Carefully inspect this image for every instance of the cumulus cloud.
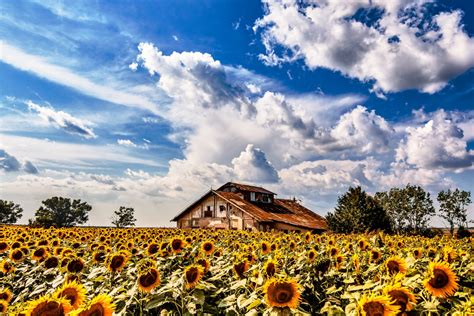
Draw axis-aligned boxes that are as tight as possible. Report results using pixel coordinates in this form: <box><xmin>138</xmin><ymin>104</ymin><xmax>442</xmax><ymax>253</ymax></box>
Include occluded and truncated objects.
<box><xmin>396</xmin><ymin>110</ymin><xmax>474</xmax><ymax>169</ymax></box>
<box><xmin>254</xmin><ymin>0</ymin><xmax>474</xmax><ymax>94</ymax></box>
<box><xmin>117</xmin><ymin>139</ymin><xmax>137</xmax><ymax>147</ymax></box>
<box><xmin>27</xmin><ymin>100</ymin><xmax>97</xmax><ymax>138</ymax></box>
<box><xmin>0</xmin><ymin>149</ymin><xmax>38</xmax><ymax>174</ymax></box>
<box><xmin>232</xmin><ymin>144</ymin><xmax>279</xmax><ymax>183</ymax></box>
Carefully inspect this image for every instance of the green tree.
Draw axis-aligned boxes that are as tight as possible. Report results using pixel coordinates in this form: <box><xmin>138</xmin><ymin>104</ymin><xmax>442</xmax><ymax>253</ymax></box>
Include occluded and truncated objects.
<box><xmin>326</xmin><ymin>186</ymin><xmax>392</xmax><ymax>233</ymax></box>
<box><xmin>30</xmin><ymin>197</ymin><xmax>91</xmax><ymax>228</ymax></box>
<box><xmin>0</xmin><ymin>200</ymin><xmax>23</xmax><ymax>224</ymax></box>
<box><xmin>375</xmin><ymin>188</ymin><xmax>408</xmax><ymax>234</ymax></box>
<box><xmin>111</xmin><ymin>206</ymin><xmax>136</xmax><ymax>228</ymax></box>
<box><xmin>437</xmin><ymin>189</ymin><xmax>471</xmax><ymax>235</ymax></box>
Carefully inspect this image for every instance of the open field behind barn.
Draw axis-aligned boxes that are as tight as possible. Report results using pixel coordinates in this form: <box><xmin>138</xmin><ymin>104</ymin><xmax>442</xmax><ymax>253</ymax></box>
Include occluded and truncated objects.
<box><xmin>0</xmin><ymin>226</ymin><xmax>472</xmax><ymax>315</ymax></box>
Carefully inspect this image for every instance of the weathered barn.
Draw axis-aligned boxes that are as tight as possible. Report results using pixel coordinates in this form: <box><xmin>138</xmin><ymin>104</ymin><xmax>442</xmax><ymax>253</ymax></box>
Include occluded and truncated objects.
<box><xmin>171</xmin><ymin>182</ymin><xmax>327</xmax><ymax>233</ymax></box>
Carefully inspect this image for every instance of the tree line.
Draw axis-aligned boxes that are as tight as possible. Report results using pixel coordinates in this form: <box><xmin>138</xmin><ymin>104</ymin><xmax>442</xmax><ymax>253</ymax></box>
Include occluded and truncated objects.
<box><xmin>0</xmin><ymin>197</ymin><xmax>136</xmax><ymax>228</ymax></box>
<box><xmin>326</xmin><ymin>185</ymin><xmax>471</xmax><ymax>237</ymax></box>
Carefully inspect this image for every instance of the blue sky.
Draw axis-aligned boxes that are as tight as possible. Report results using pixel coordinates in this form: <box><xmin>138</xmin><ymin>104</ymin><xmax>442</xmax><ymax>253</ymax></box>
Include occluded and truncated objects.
<box><xmin>1</xmin><ymin>0</ymin><xmax>473</xmax><ymax>226</ymax></box>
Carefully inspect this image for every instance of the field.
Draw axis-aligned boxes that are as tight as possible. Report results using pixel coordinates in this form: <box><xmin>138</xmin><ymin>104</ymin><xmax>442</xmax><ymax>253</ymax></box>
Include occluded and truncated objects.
<box><xmin>0</xmin><ymin>226</ymin><xmax>472</xmax><ymax>315</ymax></box>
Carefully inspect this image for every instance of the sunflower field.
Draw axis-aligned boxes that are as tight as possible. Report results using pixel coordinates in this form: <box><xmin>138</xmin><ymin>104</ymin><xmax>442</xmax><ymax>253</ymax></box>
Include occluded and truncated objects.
<box><xmin>0</xmin><ymin>226</ymin><xmax>472</xmax><ymax>315</ymax></box>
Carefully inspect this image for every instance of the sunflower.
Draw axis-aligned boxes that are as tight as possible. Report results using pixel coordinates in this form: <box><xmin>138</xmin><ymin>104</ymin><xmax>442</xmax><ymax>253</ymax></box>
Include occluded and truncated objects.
<box><xmin>264</xmin><ymin>259</ymin><xmax>277</xmax><ymax>277</ymax></box>
<box><xmin>423</xmin><ymin>261</ymin><xmax>458</xmax><ymax>298</ymax></box>
<box><xmin>335</xmin><ymin>255</ymin><xmax>344</xmax><ymax>270</ymax></box>
<box><xmin>92</xmin><ymin>251</ymin><xmax>106</xmax><ymax>264</ymax></box>
<box><xmin>138</xmin><ymin>268</ymin><xmax>160</xmax><ymax>293</ymax></box>
<box><xmin>196</xmin><ymin>258</ymin><xmax>210</xmax><ymax>273</ymax></box>
<box><xmin>385</xmin><ymin>256</ymin><xmax>407</xmax><ymax>275</ymax></box>
<box><xmin>147</xmin><ymin>243</ymin><xmax>159</xmax><ymax>256</ymax></box>
<box><xmin>184</xmin><ymin>264</ymin><xmax>204</xmax><ymax>289</ymax></box>
<box><xmin>0</xmin><ymin>241</ymin><xmax>8</xmax><ymax>253</ymax></box>
<box><xmin>263</xmin><ymin>277</ymin><xmax>300</xmax><ymax>309</ymax></box>
<box><xmin>54</xmin><ymin>281</ymin><xmax>87</xmax><ymax>310</ymax></box>
<box><xmin>0</xmin><ymin>288</ymin><xmax>12</xmax><ymax>303</ymax></box>
<box><xmin>32</xmin><ymin>246</ymin><xmax>48</xmax><ymax>261</ymax></box>
<box><xmin>170</xmin><ymin>237</ymin><xmax>186</xmax><ymax>253</ymax></box>
<box><xmin>106</xmin><ymin>251</ymin><xmax>129</xmax><ymax>273</ymax></box>
<box><xmin>307</xmin><ymin>249</ymin><xmax>317</xmax><ymax>261</ymax></box>
<box><xmin>25</xmin><ymin>295</ymin><xmax>72</xmax><ymax>316</ymax></box>
<box><xmin>412</xmin><ymin>248</ymin><xmax>422</xmax><ymax>259</ymax></box>
<box><xmin>0</xmin><ymin>260</ymin><xmax>14</xmax><ymax>274</ymax></box>
<box><xmin>329</xmin><ymin>246</ymin><xmax>339</xmax><ymax>258</ymax></box>
<box><xmin>233</xmin><ymin>260</ymin><xmax>249</xmax><ymax>279</ymax></box>
<box><xmin>44</xmin><ymin>256</ymin><xmax>60</xmax><ymax>269</ymax></box>
<box><xmin>370</xmin><ymin>249</ymin><xmax>382</xmax><ymax>263</ymax></box>
<box><xmin>0</xmin><ymin>300</ymin><xmax>8</xmax><ymax>314</ymax></box>
<box><xmin>383</xmin><ymin>285</ymin><xmax>416</xmax><ymax>315</ymax></box>
<box><xmin>10</xmin><ymin>248</ymin><xmax>25</xmax><ymax>262</ymax></box>
<box><xmin>67</xmin><ymin>257</ymin><xmax>85</xmax><ymax>274</ymax></box>
<box><xmin>357</xmin><ymin>293</ymin><xmax>399</xmax><ymax>316</ymax></box>
<box><xmin>358</xmin><ymin>239</ymin><xmax>370</xmax><ymax>251</ymax></box>
<box><xmin>69</xmin><ymin>294</ymin><xmax>115</xmax><ymax>316</ymax></box>
<box><xmin>261</xmin><ymin>241</ymin><xmax>271</xmax><ymax>255</ymax></box>
<box><xmin>201</xmin><ymin>241</ymin><xmax>215</xmax><ymax>255</ymax></box>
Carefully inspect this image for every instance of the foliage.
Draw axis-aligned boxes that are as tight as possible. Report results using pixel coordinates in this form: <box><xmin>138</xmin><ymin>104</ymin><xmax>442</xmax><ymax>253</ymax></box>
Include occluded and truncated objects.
<box><xmin>326</xmin><ymin>186</ymin><xmax>392</xmax><ymax>233</ymax></box>
<box><xmin>376</xmin><ymin>184</ymin><xmax>435</xmax><ymax>235</ymax></box>
<box><xmin>0</xmin><ymin>227</ymin><xmax>471</xmax><ymax>315</ymax></box>
<box><xmin>29</xmin><ymin>197</ymin><xmax>92</xmax><ymax>228</ymax></box>
<box><xmin>437</xmin><ymin>189</ymin><xmax>471</xmax><ymax>235</ymax></box>
<box><xmin>0</xmin><ymin>200</ymin><xmax>23</xmax><ymax>224</ymax></box>
<box><xmin>111</xmin><ymin>206</ymin><xmax>136</xmax><ymax>228</ymax></box>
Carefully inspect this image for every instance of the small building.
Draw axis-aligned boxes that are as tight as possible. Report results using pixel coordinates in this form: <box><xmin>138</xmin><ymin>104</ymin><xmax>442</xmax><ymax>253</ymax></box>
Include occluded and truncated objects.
<box><xmin>171</xmin><ymin>182</ymin><xmax>327</xmax><ymax>233</ymax></box>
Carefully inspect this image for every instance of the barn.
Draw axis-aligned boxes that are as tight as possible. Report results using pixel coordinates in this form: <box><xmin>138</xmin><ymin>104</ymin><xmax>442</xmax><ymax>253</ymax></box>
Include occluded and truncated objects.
<box><xmin>171</xmin><ymin>182</ymin><xmax>327</xmax><ymax>233</ymax></box>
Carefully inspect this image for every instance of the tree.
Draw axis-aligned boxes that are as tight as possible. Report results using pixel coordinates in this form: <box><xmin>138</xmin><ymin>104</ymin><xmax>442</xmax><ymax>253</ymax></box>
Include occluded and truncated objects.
<box><xmin>437</xmin><ymin>189</ymin><xmax>471</xmax><ymax>235</ymax></box>
<box><xmin>30</xmin><ymin>197</ymin><xmax>91</xmax><ymax>228</ymax></box>
<box><xmin>375</xmin><ymin>188</ymin><xmax>408</xmax><ymax>234</ymax></box>
<box><xmin>111</xmin><ymin>206</ymin><xmax>136</xmax><ymax>228</ymax></box>
<box><xmin>326</xmin><ymin>186</ymin><xmax>392</xmax><ymax>233</ymax></box>
<box><xmin>0</xmin><ymin>200</ymin><xmax>23</xmax><ymax>224</ymax></box>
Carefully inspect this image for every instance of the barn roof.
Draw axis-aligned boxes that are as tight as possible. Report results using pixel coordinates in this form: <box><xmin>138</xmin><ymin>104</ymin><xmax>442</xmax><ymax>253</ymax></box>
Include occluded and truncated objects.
<box><xmin>218</xmin><ymin>182</ymin><xmax>276</xmax><ymax>195</ymax></box>
<box><xmin>172</xmin><ymin>186</ymin><xmax>327</xmax><ymax>230</ymax></box>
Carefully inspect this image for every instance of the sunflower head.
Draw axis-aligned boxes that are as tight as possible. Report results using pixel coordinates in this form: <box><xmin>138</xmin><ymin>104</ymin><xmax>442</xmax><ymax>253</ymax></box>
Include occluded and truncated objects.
<box><xmin>184</xmin><ymin>264</ymin><xmax>204</xmax><ymax>289</ymax></box>
<box><xmin>54</xmin><ymin>281</ymin><xmax>87</xmax><ymax>310</ymax></box>
<box><xmin>423</xmin><ymin>261</ymin><xmax>458</xmax><ymax>298</ymax></box>
<box><xmin>264</xmin><ymin>259</ymin><xmax>277</xmax><ymax>277</ymax></box>
<box><xmin>0</xmin><ymin>288</ymin><xmax>12</xmax><ymax>303</ymax></box>
<box><xmin>0</xmin><ymin>241</ymin><xmax>8</xmax><ymax>253</ymax></box>
<box><xmin>357</xmin><ymin>293</ymin><xmax>400</xmax><ymax>316</ymax></box>
<box><xmin>26</xmin><ymin>295</ymin><xmax>72</xmax><ymax>316</ymax></box>
<box><xmin>138</xmin><ymin>268</ymin><xmax>160</xmax><ymax>293</ymax></box>
<box><xmin>196</xmin><ymin>258</ymin><xmax>210</xmax><ymax>273</ymax></box>
<box><xmin>263</xmin><ymin>277</ymin><xmax>301</xmax><ymax>309</ymax></box>
<box><xmin>233</xmin><ymin>259</ymin><xmax>249</xmax><ymax>279</ymax></box>
<box><xmin>67</xmin><ymin>257</ymin><xmax>85</xmax><ymax>274</ymax></box>
<box><xmin>383</xmin><ymin>285</ymin><xmax>416</xmax><ymax>314</ymax></box>
<box><xmin>385</xmin><ymin>256</ymin><xmax>407</xmax><ymax>276</ymax></box>
<box><xmin>44</xmin><ymin>256</ymin><xmax>60</xmax><ymax>269</ymax></box>
<box><xmin>0</xmin><ymin>260</ymin><xmax>14</xmax><ymax>274</ymax></box>
<box><xmin>10</xmin><ymin>248</ymin><xmax>25</xmax><ymax>262</ymax></box>
<box><xmin>170</xmin><ymin>237</ymin><xmax>186</xmax><ymax>253</ymax></box>
<box><xmin>69</xmin><ymin>293</ymin><xmax>115</xmax><ymax>316</ymax></box>
<box><xmin>107</xmin><ymin>251</ymin><xmax>129</xmax><ymax>273</ymax></box>
<box><xmin>201</xmin><ymin>241</ymin><xmax>215</xmax><ymax>255</ymax></box>
<box><xmin>261</xmin><ymin>241</ymin><xmax>271</xmax><ymax>254</ymax></box>
<box><xmin>370</xmin><ymin>249</ymin><xmax>382</xmax><ymax>263</ymax></box>
<box><xmin>412</xmin><ymin>248</ymin><xmax>422</xmax><ymax>259</ymax></box>
<box><xmin>0</xmin><ymin>300</ymin><xmax>8</xmax><ymax>314</ymax></box>
<box><xmin>307</xmin><ymin>249</ymin><xmax>317</xmax><ymax>261</ymax></box>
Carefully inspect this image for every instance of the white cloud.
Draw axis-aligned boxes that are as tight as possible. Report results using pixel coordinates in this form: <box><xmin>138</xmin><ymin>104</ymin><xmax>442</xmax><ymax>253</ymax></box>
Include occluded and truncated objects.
<box><xmin>172</xmin><ymin>35</ymin><xmax>179</xmax><ymax>41</ymax></box>
<box><xmin>0</xmin><ymin>41</ymin><xmax>158</xmax><ymax>112</ymax></box>
<box><xmin>0</xmin><ymin>149</ymin><xmax>38</xmax><ymax>174</ymax></box>
<box><xmin>396</xmin><ymin>110</ymin><xmax>474</xmax><ymax>170</ymax></box>
<box><xmin>254</xmin><ymin>0</ymin><xmax>474</xmax><ymax>94</ymax></box>
<box><xmin>232</xmin><ymin>144</ymin><xmax>279</xmax><ymax>183</ymax></box>
<box><xmin>27</xmin><ymin>100</ymin><xmax>97</xmax><ymax>138</ymax></box>
<box><xmin>117</xmin><ymin>139</ymin><xmax>137</xmax><ymax>147</ymax></box>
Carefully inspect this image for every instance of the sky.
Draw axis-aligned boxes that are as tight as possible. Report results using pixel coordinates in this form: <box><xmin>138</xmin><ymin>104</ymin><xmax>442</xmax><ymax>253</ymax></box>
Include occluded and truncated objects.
<box><xmin>1</xmin><ymin>0</ymin><xmax>473</xmax><ymax>227</ymax></box>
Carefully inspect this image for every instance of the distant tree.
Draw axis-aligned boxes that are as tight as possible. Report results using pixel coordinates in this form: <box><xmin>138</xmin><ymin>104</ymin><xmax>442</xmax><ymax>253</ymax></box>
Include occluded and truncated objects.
<box><xmin>375</xmin><ymin>188</ymin><xmax>407</xmax><ymax>234</ymax></box>
<box><xmin>326</xmin><ymin>186</ymin><xmax>392</xmax><ymax>233</ymax></box>
<box><xmin>437</xmin><ymin>189</ymin><xmax>471</xmax><ymax>235</ymax></box>
<box><xmin>0</xmin><ymin>200</ymin><xmax>23</xmax><ymax>224</ymax></box>
<box><xmin>111</xmin><ymin>206</ymin><xmax>136</xmax><ymax>228</ymax></box>
<box><xmin>402</xmin><ymin>184</ymin><xmax>435</xmax><ymax>235</ymax></box>
<box><xmin>30</xmin><ymin>197</ymin><xmax>91</xmax><ymax>228</ymax></box>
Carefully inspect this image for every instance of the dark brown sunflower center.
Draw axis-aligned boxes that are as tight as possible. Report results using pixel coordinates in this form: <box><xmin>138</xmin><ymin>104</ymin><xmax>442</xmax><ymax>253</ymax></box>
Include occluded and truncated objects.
<box><xmin>34</xmin><ymin>248</ymin><xmax>45</xmax><ymax>257</ymax></box>
<box><xmin>12</xmin><ymin>250</ymin><xmax>23</xmax><ymax>260</ymax></box>
<box><xmin>81</xmin><ymin>303</ymin><xmax>105</xmax><ymax>316</ymax></box>
<box><xmin>0</xmin><ymin>303</ymin><xmax>5</xmax><ymax>312</ymax></box>
<box><xmin>262</xmin><ymin>244</ymin><xmax>268</xmax><ymax>251</ymax></box>
<box><xmin>171</xmin><ymin>240</ymin><xmax>183</xmax><ymax>250</ymax></box>
<box><xmin>363</xmin><ymin>301</ymin><xmax>385</xmax><ymax>316</ymax></box>
<box><xmin>186</xmin><ymin>267</ymin><xmax>199</xmax><ymax>283</ymax></box>
<box><xmin>309</xmin><ymin>252</ymin><xmax>315</xmax><ymax>260</ymax></box>
<box><xmin>331</xmin><ymin>249</ymin><xmax>337</xmax><ymax>256</ymax></box>
<box><xmin>388</xmin><ymin>290</ymin><xmax>409</xmax><ymax>312</ymax></box>
<box><xmin>31</xmin><ymin>301</ymin><xmax>64</xmax><ymax>316</ymax></box>
<box><xmin>139</xmin><ymin>269</ymin><xmax>159</xmax><ymax>287</ymax></box>
<box><xmin>234</xmin><ymin>262</ymin><xmax>247</xmax><ymax>277</ymax></box>
<box><xmin>148</xmin><ymin>244</ymin><xmax>158</xmax><ymax>254</ymax></box>
<box><xmin>0</xmin><ymin>242</ymin><xmax>7</xmax><ymax>251</ymax></box>
<box><xmin>266</xmin><ymin>263</ymin><xmax>276</xmax><ymax>276</ymax></box>
<box><xmin>45</xmin><ymin>257</ymin><xmax>59</xmax><ymax>269</ymax></box>
<box><xmin>387</xmin><ymin>260</ymin><xmax>400</xmax><ymax>274</ymax></box>
<box><xmin>429</xmin><ymin>269</ymin><xmax>449</xmax><ymax>288</ymax></box>
<box><xmin>110</xmin><ymin>256</ymin><xmax>125</xmax><ymax>270</ymax></box>
<box><xmin>68</xmin><ymin>259</ymin><xmax>84</xmax><ymax>273</ymax></box>
<box><xmin>204</xmin><ymin>243</ymin><xmax>212</xmax><ymax>251</ymax></box>
<box><xmin>94</xmin><ymin>252</ymin><xmax>105</xmax><ymax>263</ymax></box>
<box><xmin>61</xmin><ymin>288</ymin><xmax>78</xmax><ymax>306</ymax></box>
<box><xmin>271</xmin><ymin>284</ymin><xmax>294</xmax><ymax>304</ymax></box>
<box><xmin>0</xmin><ymin>293</ymin><xmax>8</xmax><ymax>300</ymax></box>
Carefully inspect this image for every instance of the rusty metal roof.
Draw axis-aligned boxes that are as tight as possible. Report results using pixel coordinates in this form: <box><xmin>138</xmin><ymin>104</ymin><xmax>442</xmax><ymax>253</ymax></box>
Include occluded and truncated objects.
<box><xmin>218</xmin><ymin>182</ymin><xmax>276</xmax><ymax>195</ymax></box>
